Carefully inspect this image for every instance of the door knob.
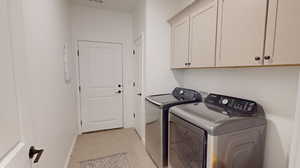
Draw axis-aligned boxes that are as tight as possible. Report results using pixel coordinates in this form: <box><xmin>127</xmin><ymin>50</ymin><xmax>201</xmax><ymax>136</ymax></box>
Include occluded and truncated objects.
<box><xmin>254</xmin><ymin>57</ymin><xmax>261</xmax><ymax>61</ymax></box>
<box><xmin>29</xmin><ymin>146</ymin><xmax>44</xmax><ymax>163</ymax></box>
<box><xmin>116</xmin><ymin>90</ymin><xmax>122</xmax><ymax>94</ymax></box>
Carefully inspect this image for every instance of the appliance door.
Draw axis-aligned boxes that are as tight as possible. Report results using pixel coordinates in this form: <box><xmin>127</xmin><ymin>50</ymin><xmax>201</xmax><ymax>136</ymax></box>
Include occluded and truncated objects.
<box><xmin>169</xmin><ymin>114</ymin><xmax>207</xmax><ymax>168</ymax></box>
<box><xmin>145</xmin><ymin>99</ymin><xmax>164</xmax><ymax>167</ymax></box>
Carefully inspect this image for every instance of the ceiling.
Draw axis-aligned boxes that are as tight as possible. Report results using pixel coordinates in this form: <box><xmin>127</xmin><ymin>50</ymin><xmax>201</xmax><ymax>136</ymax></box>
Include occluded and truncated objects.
<box><xmin>72</xmin><ymin>0</ymin><xmax>139</xmax><ymax>13</ymax></box>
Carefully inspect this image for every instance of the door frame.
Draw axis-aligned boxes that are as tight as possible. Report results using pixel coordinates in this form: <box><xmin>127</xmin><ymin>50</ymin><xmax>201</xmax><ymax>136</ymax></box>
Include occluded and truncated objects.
<box><xmin>75</xmin><ymin>40</ymin><xmax>125</xmax><ymax>134</ymax></box>
<box><xmin>133</xmin><ymin>33</ymin><xmax>146</xmax><ymax>142</ymax></box>
<box><xmin>289</xmin><ymin>72</ymin><xmax>300</xmax><ymax>168</ymax></box>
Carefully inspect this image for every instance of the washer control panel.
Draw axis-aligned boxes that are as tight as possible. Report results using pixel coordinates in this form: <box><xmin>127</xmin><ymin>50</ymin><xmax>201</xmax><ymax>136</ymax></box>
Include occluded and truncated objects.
<box><xmin>205</xmin><ymin>94</ymin><xmax>258</xmax><ymax>116</ymax></box>
<box><xmin>172</xmin><ymin>87</ymin><xmax>202</xmax><ymax>102</ymax></box>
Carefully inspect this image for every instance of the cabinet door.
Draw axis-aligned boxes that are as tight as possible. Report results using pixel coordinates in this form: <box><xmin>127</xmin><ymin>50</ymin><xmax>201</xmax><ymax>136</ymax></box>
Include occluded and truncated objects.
<box><xmin>264</xmin><ymin>0</ymin><xmax>300</xmax><ymax>65</ymax></box>
<box><xmin>216</xmin><ymin>0</ymin><xmax>268</xmax><ymax>67</ymax></box>
<box><xmin>189</xmin><ymin>3</ymin><xmax>217</xmax><ymax>68</ymax></box>
<box><xmin>171</xmin><ymin>17</ymin><xmax>190</xmax><ymax>68</ymax></box>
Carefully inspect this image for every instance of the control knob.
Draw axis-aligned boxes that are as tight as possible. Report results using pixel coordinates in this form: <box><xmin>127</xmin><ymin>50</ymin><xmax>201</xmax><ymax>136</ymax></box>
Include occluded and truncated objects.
<box><xmin>222</xmin><ymin>99</ymin><xmax>229</xmax><ymax>105</ymax></box>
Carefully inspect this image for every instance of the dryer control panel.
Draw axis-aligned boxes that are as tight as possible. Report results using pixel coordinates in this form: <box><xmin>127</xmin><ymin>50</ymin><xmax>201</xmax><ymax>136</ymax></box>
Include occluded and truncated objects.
<box><xmin>205</xmin><ymin>94</ymin><xmax>258</xmax><ymax>116</ymax></box>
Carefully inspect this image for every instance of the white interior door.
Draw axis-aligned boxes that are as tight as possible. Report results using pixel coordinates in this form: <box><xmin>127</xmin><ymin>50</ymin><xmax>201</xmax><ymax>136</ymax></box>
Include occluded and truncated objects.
<box><xmin>79</xmin><ymin>41</ymin><xmax>124</xmax><ymax>133</ymax></box>
<box><xmin>133</xmin><ymin>37</ymin><xmax>144</xmax><ymax>139</ymax></box>
<box><xmin>0</xmin><ymin>0</ymin><xmax>34</xmax><ymax>167</ymax></box>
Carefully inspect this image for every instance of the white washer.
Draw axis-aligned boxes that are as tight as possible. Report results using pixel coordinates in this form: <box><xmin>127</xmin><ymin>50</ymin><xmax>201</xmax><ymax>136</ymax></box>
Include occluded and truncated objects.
<box><xmin>169</xmin><ymin>93</ymin><xmax>266</xmax><ymax>168</ymax></box>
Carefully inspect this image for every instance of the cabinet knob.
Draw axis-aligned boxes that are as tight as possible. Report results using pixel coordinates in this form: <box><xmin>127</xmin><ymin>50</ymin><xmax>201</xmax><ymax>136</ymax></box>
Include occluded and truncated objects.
<box><xmin>185</xmin><ymin>63</ymin><xmax>188</xmax><ymax>66</ymax></box>
<box><xmin>264</xmin><ymin>56</ymin><xmax>271</xmax><ymax>60</ymax></box>
<box><xmin>254</xmin><ymin>57</ymin><xmax>261</xmax><ymax>61</ymax></box>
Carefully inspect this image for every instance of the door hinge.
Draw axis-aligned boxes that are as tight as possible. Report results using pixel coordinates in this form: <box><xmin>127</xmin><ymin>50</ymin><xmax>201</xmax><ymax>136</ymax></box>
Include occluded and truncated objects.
<box><xmin>77</xmin><ymin>50</ymin><xmax>79</xmax><ymax>57</ymax></box>
<box><xmin>133</xmin><ymin>113</ymin><xmax>136</xmax><ymax>118</ymax></box>
<box><xmin>80</xmin><ymin>120</ymin><xmax>83</xmax><ymax>127</ymax></box>
<box><xmin>79</xmin><ymin>86</ymin><xmax>81</xmax><ymax>92</ymax></box>
<box><xmin>133</xmin><ymin>50</ymin><xmax>136</xmax><ymax>55</ymax></box>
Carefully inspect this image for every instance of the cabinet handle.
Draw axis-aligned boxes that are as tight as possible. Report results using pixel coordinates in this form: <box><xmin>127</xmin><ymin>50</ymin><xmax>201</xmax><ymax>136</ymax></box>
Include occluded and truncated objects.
<box><xmin>254</xmin><ymin>57</ymin><xmax>261</xmax><ymax>61</ymax></box>
<box><xmin>264</xmin><ymin>56</ymin><xmax>271</xmax><ymax>60</ymax></box>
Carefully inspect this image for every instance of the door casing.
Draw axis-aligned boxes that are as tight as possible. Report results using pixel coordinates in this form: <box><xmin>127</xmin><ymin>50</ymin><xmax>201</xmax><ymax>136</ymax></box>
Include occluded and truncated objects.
<box><xmin>133</xmin><ymin>33</ymin><xmax>145</xmax><ymax>142</ymax></box>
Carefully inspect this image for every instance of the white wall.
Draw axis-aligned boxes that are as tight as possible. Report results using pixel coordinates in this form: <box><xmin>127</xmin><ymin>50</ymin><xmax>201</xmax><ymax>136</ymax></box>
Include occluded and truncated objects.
<box><xmin>133</xmin><ymin>0</ymin><xmax>145</xmax><ymax>40</ymax></box>
<box><xmin>289</xmin><ymin>72</ymin><xmax>300</xmax><ymax>168</ymax></box>
<box><xmin>132</xmin><ymin>0</ymin><xmax>189</xmax><ymax>140</ymax></box>
<box><xmin>144</xmin><ymin>0</ymin><xmax>186</xmax><ymax>96</ymax></box>
<box><xmin>71</xmin><ymin>4</ymin><xmax>134</xmax><ymax>128</ymax></box>
<box><xmin>21</xmin><ymin>0</ymin><xmax>78</xmax><ymax>167</ymax></box>
<box><xmin>183</xmin><ymin>67</ymin><xmax>300</xmax><ymax>168</ymax></box>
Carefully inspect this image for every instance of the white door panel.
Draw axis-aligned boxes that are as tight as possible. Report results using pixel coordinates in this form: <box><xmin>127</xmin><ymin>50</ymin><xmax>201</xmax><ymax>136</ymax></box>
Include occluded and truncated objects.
<box><xmin>0</xmin><ymin>0</ymin><xmax>21</xmax><ymax>157</ymax></box>
<box><xmin>171</xmin><ymin>17</ymin><xmax>190</xmax><ymax>68</ymax></box>
<box><xmin>190</xmin><ymin>3</ymin><xmax>217</xmax><ymax>68</ymax></box>
<box><xmin>217</xmin><ymin>0</ymin><xmax>268</xmax><ymax>66</ymax></box>
<box><xmin>79</xmin><ymin>41</ymin><xmax>124</xmax><ymax>132</ymax></box>
<box><xmin>266</xmin><ymin>0</ymin><xmax>300</xmax><ymax>65</ymax></box>
<box><xmin>0</xmin><ymin>0</ymin><xmax>32</xmax><ymax>167</ymax></box>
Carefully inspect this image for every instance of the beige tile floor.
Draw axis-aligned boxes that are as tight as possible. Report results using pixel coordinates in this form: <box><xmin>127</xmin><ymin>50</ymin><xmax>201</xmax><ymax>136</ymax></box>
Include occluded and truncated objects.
<box><xmin>68</xmin><ymin>128</ymin><xmax>156</xmax><ymax>168</ymax></box>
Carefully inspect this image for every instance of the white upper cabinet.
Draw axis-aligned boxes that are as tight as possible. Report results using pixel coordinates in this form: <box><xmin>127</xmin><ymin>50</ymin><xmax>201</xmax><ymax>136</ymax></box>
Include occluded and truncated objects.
<box><xmin>216</xmin><ymin>0</ymin><xmax>268</xmax><ymax>67</ymax></box>
<box><xmin>264</xmin><ymin>0</ymin><xmax>300</xmax><ymax>65</ymax></box>
<box><xmin>170</xmin><ymin>0</ymin><xmax>300</xmax><ymax>69</ymax></box>
<box><xmin>189</xmin><ymin>2</ymin><xmax>217</xmax><ymax>68</ymax></box>
<box><xmin>171</xmin><ymin>16</ymin><xmax>190</xmax><ymax>68</ymax></box>
<box><xmin>170</xmin><ymin>0</ymin><xmax>218</xmax><ymax>69</ymax></box>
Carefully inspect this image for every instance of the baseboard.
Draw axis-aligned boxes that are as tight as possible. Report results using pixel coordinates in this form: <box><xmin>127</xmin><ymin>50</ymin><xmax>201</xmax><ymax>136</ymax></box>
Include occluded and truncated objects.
<box><xmin>64</xmin><ymin>134</ymin><xmax>77</xmax><ymax>168</ymax></box>
<box><xmin>133</xmin><ymin>128</ymin><xmax>146</xmax><ymax>145</ymax></box>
